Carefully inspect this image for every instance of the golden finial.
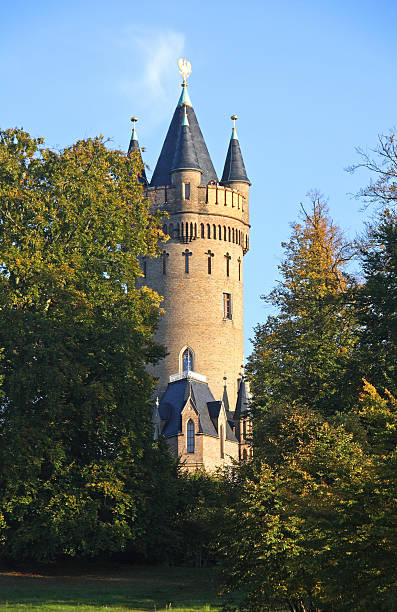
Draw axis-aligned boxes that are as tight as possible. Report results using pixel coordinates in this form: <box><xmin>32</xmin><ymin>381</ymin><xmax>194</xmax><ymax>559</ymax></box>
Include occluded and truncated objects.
<box><xmin>131</xmin><ymin>117</ymin><xmax>138</xmax><ymax>124</ymax></box>
<box><xmin>231</xmin><ymin>115</ymin><xmax>238</xmax><ymax>128</ymax></box>
<box><xmin>178</xmin><ymin>58</ymin><xmax>192</xmax><ymax>85</ymax></box>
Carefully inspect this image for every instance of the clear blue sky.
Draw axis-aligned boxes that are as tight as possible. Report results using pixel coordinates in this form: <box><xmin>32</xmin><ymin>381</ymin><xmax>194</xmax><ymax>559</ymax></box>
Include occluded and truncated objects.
<box><xmin>2</xmin><ymin>0</ymin><xmax>396</xmax><ymax>355</ymax></box>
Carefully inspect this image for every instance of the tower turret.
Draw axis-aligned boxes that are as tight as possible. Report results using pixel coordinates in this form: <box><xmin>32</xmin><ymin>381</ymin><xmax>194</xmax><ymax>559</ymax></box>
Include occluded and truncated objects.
<box><xmin>127</xmin><ymin>117</ymin><xmax>148</xmax><ymax>185</ymax></box>
<box><xmin>221</xmin><ymin>116</ymin><xmax>250</xmax><ymax>223</ymax></box>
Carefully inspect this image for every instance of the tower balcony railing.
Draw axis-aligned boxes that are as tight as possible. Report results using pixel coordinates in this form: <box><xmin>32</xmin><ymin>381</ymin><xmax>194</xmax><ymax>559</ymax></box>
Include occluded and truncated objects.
<box><xmin>169</xmin><ymin>371</ymin><xmax>207</xmax><ymax>383</ymax></box>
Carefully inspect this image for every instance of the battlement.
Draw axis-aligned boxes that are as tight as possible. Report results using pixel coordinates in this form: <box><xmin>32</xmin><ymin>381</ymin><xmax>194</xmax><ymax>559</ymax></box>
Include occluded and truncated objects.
<box><xmin>146</xmin><ymin>183</ymin><xmax>248</xmax><ymax>224</ymax></box>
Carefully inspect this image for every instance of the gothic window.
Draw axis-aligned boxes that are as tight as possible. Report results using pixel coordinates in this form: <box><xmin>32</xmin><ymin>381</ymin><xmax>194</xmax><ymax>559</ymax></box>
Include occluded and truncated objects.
<box><xmin>182</xmin><ymin>249</ymin><xmax>192</xmax><ymax>273</ymax></box>
<box><xmin>182</xmin><ymin>347</ymin><xmax>194</xmax><ymax>372</ymax></box>
<box><xmin>187</xmin><ymin>419</ymin><xmax>195</xmax><ymax>453</ymax></box>
<box><xmin>223</xmin><ymin>292</ymin><xmax>232</xmax><ymax>319</ymax></box>
<box><xmin>220</xmin><ymin>424</ymin><xmax>224</xmax><ymax>458</ymax></box>
<box><xmin>201</xmin><ymin>223</ymin><xmax>205</xmax><ymax>238</ymax></box>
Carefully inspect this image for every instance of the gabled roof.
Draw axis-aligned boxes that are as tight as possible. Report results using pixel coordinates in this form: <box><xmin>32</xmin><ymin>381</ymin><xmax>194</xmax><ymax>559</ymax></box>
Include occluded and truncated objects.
<box><xmin>158</xmin><ymin>377</ymin><xmax>237</xmax><ymax>442</ymax></box>
<box><xmin>150</xmin><ymin>86</ymin><xmax>218</xmax><ymax>187</ymax></box>
<box><xmin>127</xmin><ymin>123</ymin><xmax>148</xmax><ymax>185</ymax></box>
<box><xmin>220</xmin><ymin>126</ymin><xmax>250</xmax><ymax>185</ymax></box>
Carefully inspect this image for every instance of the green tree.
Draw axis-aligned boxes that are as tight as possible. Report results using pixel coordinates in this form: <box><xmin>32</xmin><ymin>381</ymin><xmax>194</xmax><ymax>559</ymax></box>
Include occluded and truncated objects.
<box><xmin>354</xmin><ymin>208</ymin><xmax>397</xmax><ymax>396</ymax></box>
<box><xmin>248</xmin><ymin>195</ymin><xmax>357</xmax><ymax>443</ymax></box>
<box><xmin>0</xmin><ymin>128</ymin><xmax>174</xmax><ymax>560</ymax></box>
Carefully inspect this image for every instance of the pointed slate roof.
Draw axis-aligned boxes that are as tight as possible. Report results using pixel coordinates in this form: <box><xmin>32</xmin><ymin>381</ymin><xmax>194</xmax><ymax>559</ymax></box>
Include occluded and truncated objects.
<box><xmin>234</xmin><ymin>377</ymin><xmax>250</xmax><ymax>419</ymax></box>
<box><xmin>127</xmin><ymin>120</ymin><xmax>148</xmax><ymax>185</ymax></box>
<box><xmin>220</xmin><ymin>124</ymin><xmax>250</xmax><ymax>185</ymax></box>
<box><xmin>150</xmin><ymin>85</ymin><xmax>218</xmax><ymax>187</ymax></box>
<box><xmin>171</xmin><ymin>106</ymin><xmax>201</xmax><ymax>173</ymax></box>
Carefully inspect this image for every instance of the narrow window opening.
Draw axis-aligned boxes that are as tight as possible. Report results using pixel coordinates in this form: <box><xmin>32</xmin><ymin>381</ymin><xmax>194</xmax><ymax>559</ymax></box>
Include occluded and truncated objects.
<box><xmin>187</xmin><ymin>419</ymin><xmax>195</xmax><ymax>453</ymax></box>
<box><xmin>223</xmin><ymin>226</ymin><xmax>227</xmax><ymax>241</ymax></box>
<box><xmin>223</xmin><ymin>292</ymin><xmax>232</xmax><ymax>319</ymax></box>
<box><xmin>162</xmin><ymin>251</ymin><xmax>169</xmax><ymax>275</ymax></box>
<box><xmin>206</xmin><ymin>249</ymin><xmax>214</xmax><ymax>274</ymax></box>
<box><xmin>213</xmin><ymin>224</ymin><xmax>216</xmax><ymax>239</ymax></box>
<box><xmin>225</xmin><ymin>252</ymin><xmax>231</xmax><ymax>277</ymax></box>
<box><xmin>218</xmin><ymin>225</ymin><xmax>222</xmax><ymax>240</ymax></box>
<box><xmin>207</xmin><ymin>224</ymin><xmax>211</xmax><ymax>238</ymax></box>
<box><xmin>201</xmin><ymin>223</ymin><xmax>205</xmax><ymax>238</ymax></box>
<box><xmin>220</xmin><ymin>424</ymin><xmax>224</xmax><ymax>458</ymax></box>
<box><xmin>228</xmin><ymin>227</ymin><xmax>231</xmax><ymax>242</ymax></box>
<box><xmin>182</xmin><ymin>249</ymin><xmax>192</xmax><ymax>274</ymax></box>
<box><xmin>242</xmin><ymin>448</ymin><xmax>247</xmax><ymax>461</ymax></box>
<box><xmin>184</xmin><ymin>182</ymin><xmax>191</xmax><ymax>200</ymax></box>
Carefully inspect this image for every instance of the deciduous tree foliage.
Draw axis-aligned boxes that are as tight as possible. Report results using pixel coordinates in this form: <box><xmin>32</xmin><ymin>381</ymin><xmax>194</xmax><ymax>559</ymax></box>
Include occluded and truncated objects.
<box><xmin>0</xmin><ymin>128</ymin><xmax>174</xmax><ymax>560</ymax></box>
<box><xmin>248</xmin><ymin>195</ymin><xmax>357</xmax><ymax>438</ymax></box>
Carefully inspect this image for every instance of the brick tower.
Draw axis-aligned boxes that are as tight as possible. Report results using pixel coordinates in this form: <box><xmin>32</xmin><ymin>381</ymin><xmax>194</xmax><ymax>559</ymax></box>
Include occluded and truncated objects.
<box><xmin>134</xmin><ymin>60</ymin><xmax>251</xmax><ymax>470</ymax></box>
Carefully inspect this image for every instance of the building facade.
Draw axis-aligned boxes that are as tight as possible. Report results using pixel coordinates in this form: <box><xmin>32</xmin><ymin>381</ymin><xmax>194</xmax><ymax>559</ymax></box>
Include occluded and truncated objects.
<box><xmin>132</xmin><ymin>64</ymin><xmax>251</xmax><ymax>470</ymax></box>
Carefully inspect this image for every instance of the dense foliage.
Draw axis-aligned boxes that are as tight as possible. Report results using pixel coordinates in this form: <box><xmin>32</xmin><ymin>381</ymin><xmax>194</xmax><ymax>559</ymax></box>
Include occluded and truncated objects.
<box><xmin>221</xmin><ymin>137</ymin><xmax>397</xmax><ymax>611</ymax></box>
<box><xmin>0</xmin><ymin>129</ymin><xmax>176</xmax><ymax>560</ymax></box>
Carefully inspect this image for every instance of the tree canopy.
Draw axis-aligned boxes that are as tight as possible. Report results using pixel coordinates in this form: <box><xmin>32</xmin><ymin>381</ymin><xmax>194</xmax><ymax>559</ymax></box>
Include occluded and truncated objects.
<box><xmin>0</xmin><ymin>128</ymin><xmax>174</xmax><ymax>560</ymax></box>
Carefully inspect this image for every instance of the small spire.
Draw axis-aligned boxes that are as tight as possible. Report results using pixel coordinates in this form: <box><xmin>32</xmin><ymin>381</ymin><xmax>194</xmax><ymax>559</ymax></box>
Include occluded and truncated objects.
<box><xmin>220</xmin><ymin>115</ymin><xmax>250</xmax><ymax>185</ymax></box>
<box><xmin>181</xmin><ymin>105</ymin><xmax>189</xmax><ymax>126</ymax></box>
<box><xmin>127</xmin><ymin>117</ymin><xmax>148</xmax><ymax>185</ymax></box>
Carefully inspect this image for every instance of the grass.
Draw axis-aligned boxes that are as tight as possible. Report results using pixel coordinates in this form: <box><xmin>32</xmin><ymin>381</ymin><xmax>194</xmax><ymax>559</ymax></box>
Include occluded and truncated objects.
<box><xmin>0</xmin><ymin>563</ymin><xmax>225</xmax><ymax>611</ymax></box>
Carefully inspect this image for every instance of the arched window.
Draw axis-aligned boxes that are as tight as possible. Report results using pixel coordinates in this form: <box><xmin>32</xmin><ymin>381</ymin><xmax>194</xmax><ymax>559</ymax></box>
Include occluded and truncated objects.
<box><xmin>223</xmin><ymin>226</ymin><xmax>227</xmax><ymax>241</ymax></box>
<box><xmin>186</xmin><ymin>222</ymin><xmax>189</xmax><ymax>239</ymax></box>
<box><xmin>201</xmin><ymin>223</ymin><xmax>205</xmax><ymax>238</ymax></box>
<box><xmin>213</xmin><ymin>224</ymin><xmax>216</xmax><ymax>239</ymax></box>
<box><xmin>232</xmin><ymin>228</ymin><xmax>235</xmax><ymax>243</ymax></box>
<box><xmin>228</xmin><ymin>227</ymin><xmax>231</xmax><ymax>242</ymax></box>
<box><xmin>187</xmin><ymin>419</ymin><xmax>195</xmax><ymax>453</ymax></box>
<box><xmin>182</xmin><ymin>347</ymin><xmax>194</xmax><ymax>372</ymax></box>
<box><xmin>218</xmin><ymin>225</ymin><xmax>222</xmax><ymax>239</ymax></box>
<box><xmin>194</xmin><ymin>223</ymin><xmax>197</xmax><ymax>238</ymax></box>
<box><xmin>220</xmin><ymin>424</ymin><xmax>224</xmax><ymax>458</ymax></box>
<box><xmin>190</xmin><ymin>222</ymin><xmax>194</xmax><ymax>239</ymax></box>
<box><xmin>207</xmin><ymin>223</ymin><xmax>211</xmax><ymax>238</ymax></box>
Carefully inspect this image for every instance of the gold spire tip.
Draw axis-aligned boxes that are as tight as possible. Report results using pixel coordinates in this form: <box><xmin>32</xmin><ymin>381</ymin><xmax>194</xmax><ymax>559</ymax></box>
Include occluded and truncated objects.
<box><xmin>131</xmin><ymin>117</ymin><xmax>138</xmax><ymax>123</ymax></box>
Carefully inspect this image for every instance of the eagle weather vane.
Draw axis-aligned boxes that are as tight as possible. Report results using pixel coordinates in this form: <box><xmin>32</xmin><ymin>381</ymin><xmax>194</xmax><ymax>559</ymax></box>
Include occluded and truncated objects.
<box><xmin>178</xmin><ymin>58</ymin><xmax>192</xmax><ymax>84</ymax></box>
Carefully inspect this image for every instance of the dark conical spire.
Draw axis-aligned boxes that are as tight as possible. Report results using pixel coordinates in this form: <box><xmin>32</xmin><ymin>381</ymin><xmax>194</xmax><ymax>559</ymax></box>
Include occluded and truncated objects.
<box><xmin>221</xmin><ymin>116</ymin><xmax>250</xmax><ymax>185</ymax></box>
<box><xmin>234</xmin><ymin>376</ymin><xmax>250</xmax><ymax>419</ymax></box>
<box><xmin>150</xmin><ymin>83</ymin><xmax>218</xmax><ymax>186</ymax></box>
<box><xmin>222</xmin><ymin>379</ymin><xmax>230</xmax><ymax>412</ymax></box>
<box><xmin>171</xmin><ymin>106</ymin><xmax>201</xmax><ymax>173</ymax></box>
<box><xmin>127</xmin><ymin>117</ymin><xmax>148</xmax><ymax>185</ymax></box>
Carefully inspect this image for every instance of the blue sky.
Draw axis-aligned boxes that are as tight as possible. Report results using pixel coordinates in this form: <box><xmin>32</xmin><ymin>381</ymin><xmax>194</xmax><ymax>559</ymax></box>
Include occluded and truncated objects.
<box><xmin>2</xmin><ymin>0</ymin><xmax>396</xmax><ymax>355</ymax></box>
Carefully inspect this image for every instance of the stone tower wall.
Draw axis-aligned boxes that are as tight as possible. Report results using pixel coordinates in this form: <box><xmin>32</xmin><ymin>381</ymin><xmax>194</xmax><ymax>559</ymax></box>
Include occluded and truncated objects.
<box><xmin>141</xmin><ymin>171</ymin><xmax>250</xmax><ymax>409</ymax></box>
